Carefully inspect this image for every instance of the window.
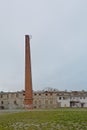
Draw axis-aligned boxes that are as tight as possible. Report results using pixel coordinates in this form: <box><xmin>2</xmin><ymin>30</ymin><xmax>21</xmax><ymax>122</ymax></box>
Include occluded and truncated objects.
<box><xmin>11</xmin><ymin>94</ymin><xmax>14</xmax><ymax>98</ymax></box>
<box><xmin>23</xmin><ymin>93</ymin><xmax>25</xmax><ymax>96</ymax></box>
<box><xmin>39</xmin><ymin>100</ymin><xmax>41</xmax><ymax>105</ymax></box>
<box><xmin>34</xmin><ymin>100</ymin><xmax>37</xmax><ymax>105</ymax></box>
<box><xmin>70</xmin><ymin>96</ymin><xmax>72</xmax><ymax>99</ymax></box>
<box><xmin>1</xmin><ymin>95</ymin><xmax>3</xmax><ymax>98</ymax></box>
<box><xmin>1</xmin><ymin>101</ymin><xmax>3</xmax><ymax>104</ymax></box>
<box><xmin>34</xmin><ymin>106</ymin><xmax>37</xmax><ymax>108</ymax></box>
<box><xmin>16</xmin><ymin>93</ymin><xmax>19</xmax><ymax>98</ymax></box>
<box><xmin>83</xmin><ymin>97</ymin><xmax>85</xmax><ymax>99</ymax></box>
<box><xmin>59</xmin><ymin>97</ymin><xmax>61</xmax><ymax>100</ymax></box>
<box><xmin>7</xmin><ymin>94</ymin><xmax>9</xmax><ymax>98</ymax></box>
<box><xmin>50</xmin><ymin>93</ymin><xmax>52</xmax><ymax>96</ymax></box>
<box><xmin>14</xmin><ymin>100</ymin><xmax>17</xmax><ymax>105</ymax></box>
<box><xmin>45</xmin><ymin>93</ymin><xmax>48</xmax><ymax>96</ymax></box>
<box><xmin>50</xmin><ymin>100</ymin><xmax>53</xmax><ymax>104</ymax></box>
<box><xmin>45</xmin><ymin>100</ymin><xmax>48</xmax><ymax>104</ymax></box>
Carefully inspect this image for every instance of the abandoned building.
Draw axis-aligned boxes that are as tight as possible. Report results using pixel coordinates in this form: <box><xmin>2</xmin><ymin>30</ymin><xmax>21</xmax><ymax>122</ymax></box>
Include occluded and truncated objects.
<box><xmin>0</xmin><ymin>35</ymin><xmax>87</xmax><ymax>109</ymax></box>
<box><xmin>0</xmin><ymin>89</ymin><xmax>87</xmax><ymax>109</ymax></box>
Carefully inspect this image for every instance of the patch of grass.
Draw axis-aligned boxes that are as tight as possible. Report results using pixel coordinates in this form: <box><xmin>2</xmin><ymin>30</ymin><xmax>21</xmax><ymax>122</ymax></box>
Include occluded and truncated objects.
<box><xmin>0</xmin><ymin>108</ymin><xmax>87</xmax><ymax>130</ymax></box>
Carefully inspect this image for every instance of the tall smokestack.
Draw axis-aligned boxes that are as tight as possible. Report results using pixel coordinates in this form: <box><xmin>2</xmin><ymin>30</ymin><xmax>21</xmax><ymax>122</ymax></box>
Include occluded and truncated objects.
<box><xmin>24</xmin><ymin>35</ymin><xmax>33</xmax><ymax>109</ymax></box>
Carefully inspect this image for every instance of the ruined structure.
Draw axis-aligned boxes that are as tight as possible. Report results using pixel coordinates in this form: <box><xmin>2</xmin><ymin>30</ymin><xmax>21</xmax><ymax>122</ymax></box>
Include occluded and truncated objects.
<box><xmin>0</xmin><ymin>36</ymin><xmax>87</xmax><ymax>109</ymax></box>
<box><xmin>0</xmin><ymin>90</ymin><xmax>87</xmax><ymax>109</ymax></box>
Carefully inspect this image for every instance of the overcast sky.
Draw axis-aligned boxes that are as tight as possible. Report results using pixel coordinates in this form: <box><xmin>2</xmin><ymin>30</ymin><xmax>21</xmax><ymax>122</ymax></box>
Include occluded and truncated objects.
<box><xmin>0</xmin><ymin>0</ymin><xmax>87</xmax><ymax>92</ymax></box>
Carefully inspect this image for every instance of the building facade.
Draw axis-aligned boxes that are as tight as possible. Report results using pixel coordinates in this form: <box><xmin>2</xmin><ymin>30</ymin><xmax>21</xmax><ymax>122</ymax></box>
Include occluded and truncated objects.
<box><xmin>0</xmin><ymin>90</ymin><xmax>87</xmax><ymax>109</ymax></box>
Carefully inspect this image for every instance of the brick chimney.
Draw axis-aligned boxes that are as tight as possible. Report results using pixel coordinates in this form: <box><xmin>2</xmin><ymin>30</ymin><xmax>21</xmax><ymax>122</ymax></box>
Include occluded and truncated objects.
<box><xmin>24</xmin><ymin>35</ymin><xmax>33</xmax><ymax>109</ymax></box>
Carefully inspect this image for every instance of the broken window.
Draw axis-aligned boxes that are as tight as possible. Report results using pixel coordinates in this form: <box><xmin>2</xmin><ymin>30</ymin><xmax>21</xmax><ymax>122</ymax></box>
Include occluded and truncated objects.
<box><xmin>59</xmin><ymin>97</ymin><xmax>61</xmax><ymax>100</ymax></box>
